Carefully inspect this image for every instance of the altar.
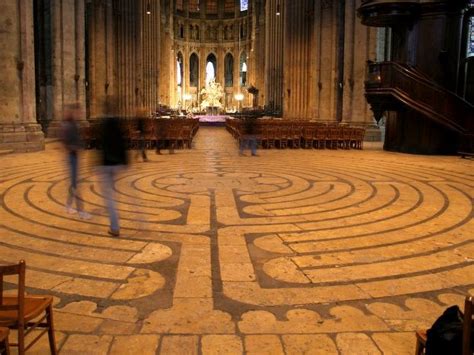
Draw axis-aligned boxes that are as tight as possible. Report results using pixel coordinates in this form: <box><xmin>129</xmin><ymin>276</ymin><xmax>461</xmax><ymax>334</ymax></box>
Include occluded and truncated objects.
<box><xmin>194</xmin><ymin>115</ymin><xmax>230</xmax><ymax>124</ymax></box>
<box><xmin>206</xmin><ymin>106</ymin><xmax>219</xmax><ymax>115</ymax></box>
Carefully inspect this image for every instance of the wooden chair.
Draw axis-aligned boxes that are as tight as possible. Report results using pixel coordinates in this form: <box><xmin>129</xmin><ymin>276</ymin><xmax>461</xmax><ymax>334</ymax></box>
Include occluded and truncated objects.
<box><xmin>0</xmin><ymin>261</ymin><xmax>57</xmax><ymax>355</ymax></box>
<box><xmin>266</xmin><ymin>126</ymin><xmax>277</xmax><ymax>149</ymax></box>
<box><xmin>167</xmin><ymin>125</ymin><xmax>181</xmax><ymax>150</ymax></box>
<box><xmin>181</xmin><ymin>125</ymin><xmax>193</xmax><ymax>149</ymax></box>
<box><xmin>327</xmin><ymin>127</ymin><xmax>341</xmax><ymax>149</ymax></box>
<box><xmin>80</xmin><ymin>126</ymin><xmax>92</xmax><ymax>150</ymax></box>
<box><xmin>278</xmin><ymin>125</ymin><xmax>290</xmax><ymax>149</ymax></box>
<box><xmin>302</xmin><ymin>127</ymin><xmax>316</xmax><ymax>149</ymax></box>
<box><xmin>314</xmin><ymin>126</ymin><xmax>328</xmax><ymax>149</ymax></box>
<box><xmin>143</xmin><ymin>119</ymin><xmax>156</xmax><ymax>148</ymax></box>
<box><xmin>290</xmin><ymin>125</ymin><xmax>302</xmax><ymax>148</ymax></box>
<box><xmin>341</xmin><ymin>126</ymin><xmax>352</xmax><ymax>149</ymax></box>
<box><xmin>0</xmin><ymin>327</ymin><xmax>10</xmax><ymax>355</ymax></box>
<box><xmin>415</xmin><ymin>296</ymin><xmax>473</xmax><ymax>355</ymax></box>
<box><xmin>351</xmin><ymin>128</ymin><xmax>365</xmax><ymax>150</ymax></box>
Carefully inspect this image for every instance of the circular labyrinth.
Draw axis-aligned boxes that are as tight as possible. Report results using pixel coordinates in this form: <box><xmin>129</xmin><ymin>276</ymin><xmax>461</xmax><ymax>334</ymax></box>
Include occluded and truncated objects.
<box><xmin>199</xmin><ymin>152</ymin><xmax>472</xmax><ymax>306</ymax></box>
<box><xmin>0</xmin><ymin>133</ymin><xmax>473</xmax><ymax>351</ymax></box>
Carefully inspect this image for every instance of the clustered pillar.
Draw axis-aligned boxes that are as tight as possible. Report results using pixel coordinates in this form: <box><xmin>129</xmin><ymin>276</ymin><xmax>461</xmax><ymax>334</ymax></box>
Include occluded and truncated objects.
<box><xmin>0</xmin><ymin>0</ymin><xmax>44</xmax><ymax>152</ymax></box>
<box><xmin>283</xmin><ymin>0</ymin><xmax>315</xmax><ymax>119</ymax></box>
<box><xmin>47</xmin><ymin>0</ymin><xmax>87</xmax><ymax>137</ymax></box>
<box><xmin>87</xmin><ymin>0</ymin><xmax>161</xmax><ymax>119</ymax></box>
<box><xmin>265</xmin><ymin>0</ymin><xmax>379</xmax><ymax>134</ymax></box>
<box><xmin>264</xmin><ymin>0</ymin><xmax>284</xmax><ymax>113</ymax></box>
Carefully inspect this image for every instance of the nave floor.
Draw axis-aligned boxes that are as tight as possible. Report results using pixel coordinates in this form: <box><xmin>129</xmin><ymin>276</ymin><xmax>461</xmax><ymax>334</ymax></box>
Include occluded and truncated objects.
<box><xmin>0</xmin><ymin>127</ymin><xmax>473</xmax><ymax>354</ymax></box>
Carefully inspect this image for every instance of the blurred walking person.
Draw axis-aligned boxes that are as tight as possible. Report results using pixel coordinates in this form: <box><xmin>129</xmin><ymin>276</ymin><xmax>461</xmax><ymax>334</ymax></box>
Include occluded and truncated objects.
<box><xmin>61</xmin><ymin>103</ymin><xmax>90</xmax><ymax>219</ymax></box>
<box><xmin>239</xmin><ymin>116</ymin><xmax>258</xmax><ymax>156</ymax></box>
<box><xmin>135</xmin><ymin>108</ymin><xmax>148</xmax><ymax>162</ymax></box>
<box><xmin>99</xmin><ymin>115</ymin><xmax>128</xmax><ymax>237</ymax></box>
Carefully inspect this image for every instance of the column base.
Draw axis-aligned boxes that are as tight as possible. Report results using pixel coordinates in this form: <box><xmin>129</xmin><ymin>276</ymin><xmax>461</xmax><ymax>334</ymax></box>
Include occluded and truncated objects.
<box><xmin>45</xmin><ymin>121</ymin><xmax>63</xmax><ymax>138</ymax></box>
<box><xmin>46</xmin><ymin>120</ymin><xmax>89</xmax><ymax>138</ymax></box>
<box><xmin>0</xmin><ymin>123</ymin><xmax>45</xmax><ymax>152</ymax></box>
<box><xmin>364</xmin><ymin>126</ymin><xmax>382</xmax><ymax>142</ymax></box>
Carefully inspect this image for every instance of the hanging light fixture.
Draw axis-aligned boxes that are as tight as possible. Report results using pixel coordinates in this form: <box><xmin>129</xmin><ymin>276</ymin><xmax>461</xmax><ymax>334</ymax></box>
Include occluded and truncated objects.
<box><xmin>146</xmin><ymin>1</ymin><xmax>151</xmax><ymax>15</ymax></box>
<box><xmin>276</xmin><ymin>1</ymin><xmax>281</xmax><ymax>16</ymax></box>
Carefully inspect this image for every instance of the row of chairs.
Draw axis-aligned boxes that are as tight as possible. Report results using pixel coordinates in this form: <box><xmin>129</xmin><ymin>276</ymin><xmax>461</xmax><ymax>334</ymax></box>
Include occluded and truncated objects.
<box><xmin>226</xmin><ymin>119</ymin><xmax>366</xmax><ymax>150</ymax></box>
<box><xmin>81</xmin><ymin>118</ymin><xmax>200</xmax><ymax>150</ymax></box>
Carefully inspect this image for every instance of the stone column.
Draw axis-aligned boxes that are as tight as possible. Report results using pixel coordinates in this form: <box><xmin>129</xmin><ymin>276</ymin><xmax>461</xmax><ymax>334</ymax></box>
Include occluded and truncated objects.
<box><xmin>318</xmin><ymin>2</ymin><xmax>337</xmax><ymax>122</ymax></box>
<box><xmin>264</xmin><ymin>0</ymin><xmax>284</xmax><ymax>114</ymax></box>
<box><xmin>283</xmin><ymin>0</ymin><xmax>315</xmax><ymax>119</ymax></box>
<box><xmin>249</xmin><ymin>0</ymin><xmax>265</xmax><ymax>108</ymax></box>
<box><xmin>87</xmin><ymin>0</ymin><xmax>115</xmax><ymax>120</ymax></box>
<box><xmin>47</xmin><ymin>0</ymin><xmax>87</xmax><ymax>137</ymax></box>
<box><xmin>0</xmin><ymin>0</ymin><xmax>45</xmax><ymax>152</ymax></box>
<box><xmin>344</xmin><ymin>0</ymin><xmax>380</xmax><ymax>140</ymax></box>
<box><xmin>159</xmin><ymin>1</ymin><xmax>173</xmax><ymax>106</ymax></box>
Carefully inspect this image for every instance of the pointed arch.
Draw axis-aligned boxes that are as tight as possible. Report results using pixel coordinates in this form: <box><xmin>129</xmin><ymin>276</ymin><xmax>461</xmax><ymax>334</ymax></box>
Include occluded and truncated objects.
<box><xmin>240</xmin><ymin>51</ymin><xmax>247</xmax><ymax>86</ymax></box>
<box><xmin>224</xmin><ymin>53</ymin><xmax>234</xmax><ymax>87</ymax></box>
<box><xmin>206</xmin><ymin>53</ymin><xmax>217</xmax><ymax>86</ymax></box>
<box><xmin>189</xmin><ymin>53</ymin><xmax>199</xmax><ymax>87</ymax></box>
<box><xmin>177</xmin><ymin>52</ymin><xmax>184</xmax><ymax>86</ymax></box>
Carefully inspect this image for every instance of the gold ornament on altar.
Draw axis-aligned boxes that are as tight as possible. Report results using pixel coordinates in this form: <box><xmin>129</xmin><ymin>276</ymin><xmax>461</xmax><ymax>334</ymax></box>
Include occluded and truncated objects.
<box><xmin>200</xmin><ymin>79</ymin><xmax>224</xmax><ymax>111</ymax></box>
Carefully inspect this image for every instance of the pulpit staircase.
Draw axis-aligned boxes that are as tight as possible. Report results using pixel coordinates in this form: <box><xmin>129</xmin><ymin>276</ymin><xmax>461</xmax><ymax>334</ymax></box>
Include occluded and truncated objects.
<box><xmin>365</xmin><ymin>61</ymin><xmax>474</xmax><ymax>157</ymax></box>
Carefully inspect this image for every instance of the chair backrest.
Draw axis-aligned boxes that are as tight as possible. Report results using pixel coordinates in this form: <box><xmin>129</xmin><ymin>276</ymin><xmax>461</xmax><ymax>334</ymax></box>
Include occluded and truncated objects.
<box><xmin>343</xmin><ymin>127</ymin><xmax>353</xmax><ymax>139</ymax></box>
<box><xmin>463</xmin><ymin>296</ymin><xmax>473</xmax><ymax>355</ymax></box>
<box><xmin>0</xmin><ymin>260</ymin><xmax>25</xmax><ymax>325</ymax></box>
<box><xmin>315</xmin><ymin>127</ymin><xmax>328</xmax><ymax>139</ymax></box>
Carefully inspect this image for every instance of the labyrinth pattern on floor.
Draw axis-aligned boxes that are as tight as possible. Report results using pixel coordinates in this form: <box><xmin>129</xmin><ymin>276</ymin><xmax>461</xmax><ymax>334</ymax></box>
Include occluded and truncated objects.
<box><xmin>0</xmin><ymin>128</ymin><xmax>473</xmax><ymax>354</ymax></box>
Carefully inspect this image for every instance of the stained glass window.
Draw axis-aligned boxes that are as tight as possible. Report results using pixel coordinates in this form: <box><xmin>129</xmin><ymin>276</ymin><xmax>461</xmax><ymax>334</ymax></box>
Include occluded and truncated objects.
<box><xmin>240</xmin><ymin>0</ymin><xmax>248</xmax><ymax>12</ymax></box>
<box><xmin>468</xmin><ymin>16</ymin><xmax>474</xmax><ymax>58</ymax></box>
<box><xmin>177</xmin><ymin>53</ymin><xmax>183</xmax><ymax>86</ymax></box>
<box><xmin>206</xmin><ymin>54</ymin><xmax>217</xmax><ymax>86</ymax></box>
<box><xmin>240</xmin><ymin>52</ymin><xmax>247</xmax><ymax>86</ymax></box>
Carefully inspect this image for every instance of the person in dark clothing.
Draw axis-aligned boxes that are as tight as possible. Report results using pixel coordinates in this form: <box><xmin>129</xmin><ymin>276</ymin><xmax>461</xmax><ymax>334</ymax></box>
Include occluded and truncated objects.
<box><xmin>99</xmin><ymin>116</ymin><xmax>128</xmax><ymax>236</ymax></box>
<box><xmin>135</xmin><ymin>109</ymin><xmax>148</xmax><ymax>162</ymax></box>
<box><xmin>239</xmin><ymin>116</ymin><xmax>258</xmax><ymax>156</ymax></box>
<box><xmin>61</xmin><ymin>103</ymin><xmax>90</xmax><ymax>219</ymax></box>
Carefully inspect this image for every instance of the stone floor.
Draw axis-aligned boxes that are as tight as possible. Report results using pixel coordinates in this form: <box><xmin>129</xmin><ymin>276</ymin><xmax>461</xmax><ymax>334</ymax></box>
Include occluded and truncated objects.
<box><xmin>0</xmin><ymin>127</ymin><xmax>473</xmax><ymax>354</ymax></box>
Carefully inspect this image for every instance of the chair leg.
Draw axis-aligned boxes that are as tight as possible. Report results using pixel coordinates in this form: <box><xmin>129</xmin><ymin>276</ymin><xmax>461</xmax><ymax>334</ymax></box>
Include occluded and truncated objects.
<box><xmin>18</xmin><ymin>326</ymin><xmax>25</xmax><ymax>355</ymax></box>
<box><xmin>46</xmin><ymin>305</ymin><xmax>58</xmax><ymax>355</ymax></box>
<box><xmin>1</xmin><ymin>337</ymin><xmax>10</xmax><ymax>355</ymax></box>
<box><xmin>415</xmin><ymin>339</ymin><xmax>424</xmax><ymax>355</ymax></box>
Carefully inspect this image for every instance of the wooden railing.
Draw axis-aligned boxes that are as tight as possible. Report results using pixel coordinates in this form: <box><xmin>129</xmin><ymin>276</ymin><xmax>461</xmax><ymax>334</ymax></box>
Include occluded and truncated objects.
<box><xmin>360</xmin><ymin>0</ymin><xmax>418</xmax><ymax>4</ymax></box>
<box><xmin>357</xmin><ymin>1</ymin><xmax>420</xmax><ymax>27</ymax></box>
<box><xmin>365</xmin><ymin>61</ymin><xmax>474</xmax><ymax>134</ymax></box>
